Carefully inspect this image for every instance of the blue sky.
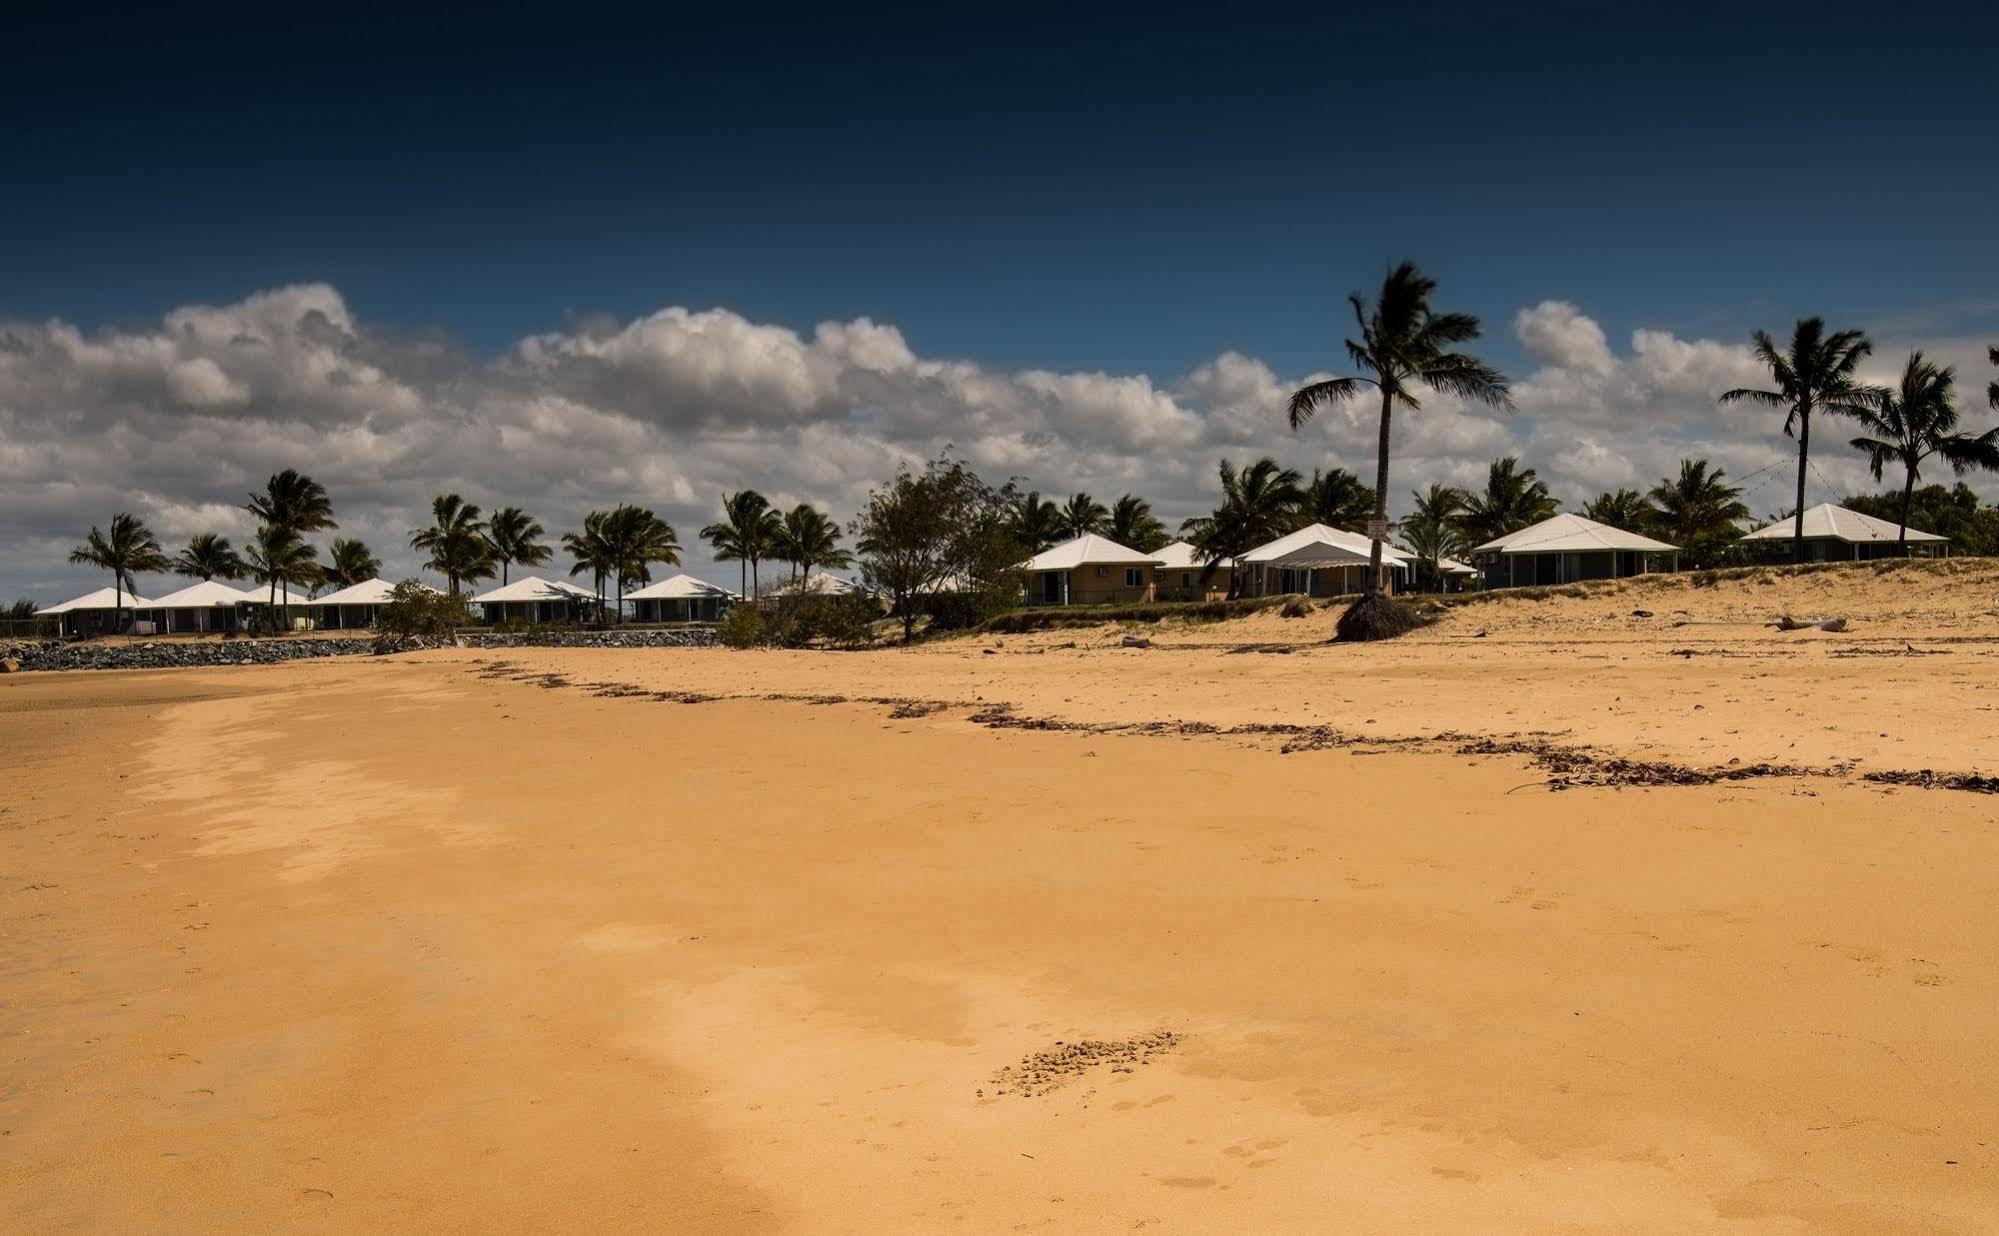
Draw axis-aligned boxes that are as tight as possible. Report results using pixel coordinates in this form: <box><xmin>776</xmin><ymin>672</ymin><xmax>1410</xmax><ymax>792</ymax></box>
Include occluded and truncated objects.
<box><xmin>4</xmin><ymin>2</ymin><xmax>1997</xmax><ymax>598</ymax></box>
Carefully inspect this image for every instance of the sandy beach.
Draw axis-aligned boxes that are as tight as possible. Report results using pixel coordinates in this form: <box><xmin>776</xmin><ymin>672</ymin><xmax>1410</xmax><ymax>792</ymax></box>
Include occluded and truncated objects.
<box><xmin>5</xmin><ymin>566</ymin><xmax>1999</xmax><ymax>1232</ymax></box>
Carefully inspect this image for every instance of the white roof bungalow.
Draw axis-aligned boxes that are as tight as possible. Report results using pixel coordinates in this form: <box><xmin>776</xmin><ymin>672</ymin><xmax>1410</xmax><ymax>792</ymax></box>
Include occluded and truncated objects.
<box><xmin>1471</xmin><ymin>513</ymin><xmax>1679</xmax><ymax>588</ymax></box>
<box><xmin>38</xmin><ymin>586</ymin><xmax>159</xmax><ymax>638</ymax></box>
<box><xmin>1739</xmin><ymin>503</ymin><xmax>1948</xmax><ymax>561</ymax></box>
<box><xmin>1241</xmin><ymin>523</ymin><xmax>1409</xmax><ymax>598</ymax></box>
<box><xmin>148</xmin><ymin>579</ymin><xmax>259</xmax><ymax>634</ymax></box>
<box><xmin>624</xmin><ymin>573</ymin><xmax>737</xmax><ymax>623</ymax></box>
<box><xmin>472</xmin><ymin>575</ymin><xmax>601</xmax><ymax>625</ymax></box>
<box><xmin>1020</xmin><ymin>534</ymin><xmax>1162</xmax><ymax>606</ymax></box>
<box><xmin>306</xmin><ymin>577</ymin><xmax>428</xmax><ymax>629</ymax></box>
<box><xmin>1152</xmin><ymin>539</ymin><xmax>1232</xmax><ymax>601</ymax></box>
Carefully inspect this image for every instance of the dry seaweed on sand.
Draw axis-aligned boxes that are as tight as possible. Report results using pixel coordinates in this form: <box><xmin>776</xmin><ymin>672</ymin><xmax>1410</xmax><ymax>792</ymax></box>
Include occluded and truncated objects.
<box><xmin>983</xmin><ymin>1030</ymin><xmax>1182</xmax><ymax>1099</ymax></box>
<box><xmin>1333</xmin><ymin>594</ymin><xmax>1434</xmax><ymax>643</ymax></box>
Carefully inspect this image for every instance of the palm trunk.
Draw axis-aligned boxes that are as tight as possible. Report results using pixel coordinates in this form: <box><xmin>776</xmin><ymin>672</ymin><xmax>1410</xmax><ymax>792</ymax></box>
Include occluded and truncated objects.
<box><xmin>1367</xmin><ymin>387</ymin><xmax>1394</xmax><ymax>596</ymax></box>
<box><xmin>1898</xmin><ymin>465</ymin><xmax>1916</xmax><ymax>554</ymax></box>
<box><xmin>115</xmin><ymin>574</ymin><xmax>124</xmax><ymax>633</ymax></box>
<box><xmin>1792</xmin><ymin>405</ymin><xmax>1810</xmax><ymax>564</ymax></box>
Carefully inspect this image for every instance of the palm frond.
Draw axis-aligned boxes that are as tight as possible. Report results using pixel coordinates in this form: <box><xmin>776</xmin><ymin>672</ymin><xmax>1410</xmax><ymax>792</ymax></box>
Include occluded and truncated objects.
<box><xmin>1287</xmin><ymin>377</ymin><xmax>1364</xmax><ymax>429</ymax></box>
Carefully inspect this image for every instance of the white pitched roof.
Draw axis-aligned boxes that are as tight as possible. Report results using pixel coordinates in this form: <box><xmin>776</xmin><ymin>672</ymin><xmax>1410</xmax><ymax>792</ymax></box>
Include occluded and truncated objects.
<box><xmin>38</xmin><ymin>586</ymin><xmax>156</xmax><ymax>614</ymax></box>
<box><xmin>1473</xmin><ymin>513</ymin><xmax>1679</xmax><ymax>555</ymax></box>
<box><xmin>1440</xmin><ymin>556</ymin><xmax>1478</xmax><ymax>575</ymax></box>
<box><xmin>1739</xmin><ymin>502</ymin><xmax>1946</xmax><ymax>544</ymax></box>
<box><xmin>1243</xmin><ymin>523</ymin><xmax>1410</xmax><ymax>568</ymax></box>
<box><xmin>149</xmin><ymin>580</ymin><xmax>259</xmax><ymax>609</ymax></box>
<box><xmin>311</xmin><ymin>577</ymin><xmax>428</xmax><ymax>606</ymax></box>
<box><xmin>472</xmin><ymin>575</ymin><xmax>601</xmax><ymax>604</ymax></box>
<box><xmin>624</xmin><ymin>573</ymin><xmax>739</xmax><ymax>601</ymax></box>
<box><xmin>1151</xmin><ymin>540</ymin><xmax>1226</xmax><ymax>570</ymax></box>
<box><xmin>1019</xmin><ymin>533</ymin><xmax>1161</xmax><ymax>571</ymax></box>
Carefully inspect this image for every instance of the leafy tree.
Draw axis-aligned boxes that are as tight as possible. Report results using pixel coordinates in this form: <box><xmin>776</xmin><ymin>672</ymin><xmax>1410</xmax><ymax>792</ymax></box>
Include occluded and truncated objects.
<box><xmin>486</xmin><ymin>506</ymin><xmax>552</xmax><ymax>585</ymax></box>
<box><xmin>1452</xmin><ymin>457</ymin><xmax>1557</xmax><ymax>546</ymax></box>
<box><xmin>172</xmin><ymin>533</ymin><xmax>247</xmax><ymax>581</ymax></box>
<box><xmin>244</xmin><ymin>469</ymin><xmax>335</xmax><ymax>621</ymax></box>
<box><xmin>1056</xmin><ymin>492</ymin><xmax>1110</xmax><ymax>539</ymax></box>
<box><xmin>377</xmin><ymin>580</ymin><xmax>475</xmax><ymax>641</ymax></box>
<box><xmin>775</xmin><ymin>504</ymin><xmax>852</xmax><ymax>582</ymax></box>
<box><xmin>1647</xmin><ymin>458</ymin><xmax>1750</xmax><ymax>568</ymax></box>
<box><xmin>1178</xmin><ymin>457</ymin><xmax>1303</xmax><ymax>598</ymax></box>
<box><xmin>1300</xmin><ymin>467</ymin><xmax>1375</xmax><ymax>531</ymax></box>
<box><xmin>1844</xmin><ymin>482</ymin><xmax>1999</xmax><ymax>556</ymax></box>
<box><xmin>1108</xmin><ymin>493</ymin><xmax>1169</xmax><ymax>552</ymax></box>
<box><xmin>410</xmin><ymin>493</ymin><xmax>493</xmax><ymax>594</ymax></box>
<box><xmin>1581</xmin><ymin>488</ymin><xmax>1656</xmax><ymax>531</ymax></box>
<box><xmin>854</xmin><ymin>453</ymin><xmax>1020</xmax><ymax>640</ymax></box>
<box><xmin>1846</xmin><ymin>351</ymin><xmax>1999</xmax><ymax>550</ymax></box>
<box><xmin>326</xmin><ymin>538</ymin><xmax>382</xmax><ymax>587</ymax></box>
<box><xmin>1398</xmin><ymin>483</ymin><xmax>1466</xmax><ymax>592</ymax></box>
<box><xmin>1288</xmin><ymin>262</ymin><xmax>1511</xmax><ymax>608</ymax></box>
<box><xmin>1007</xmin><ymin>491</ymin><xmax>1063</xmax><ymax>553</ymax></box>
<box><xmin>1989</xmin><ymin>345</ymin><xmax>1998</xmax><ymax>411</ymax></box>
<box><xmin>1719</xmin><ymin>318</ymin><xmax>1874</xmax><ymax>562</ymax></box>
<box><xmin>69</xmin><ymin>513</ymin><xmax>169</xmax><ymax>617</ymax></box>
<box><xmin>702</xmin><ymin>490</ymin><xmax>781</xmax><ymax>597</ymax></box>
<box><xmin>5</xmin><ymin>599</ymin><xmax>37</xmax><ymax>620</ymax></box>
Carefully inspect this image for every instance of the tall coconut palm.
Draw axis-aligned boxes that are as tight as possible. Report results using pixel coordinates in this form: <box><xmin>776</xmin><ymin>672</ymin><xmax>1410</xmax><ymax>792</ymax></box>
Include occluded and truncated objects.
<box><xmin>1108</xmin><ymin>494</ymin><xmax>1169</xmax><ymax>552</ymax></box>
<box><xmin>1177</xmin><ymin>457</ymin><xmax>1303</xmax><ymax>598</ymax></box>
<box><xmin>171</xmin><ymin>532</ymin><xmax>247</xmax><ymax>581</ymax></box>
<box><xmin>602</xmin><ymin>504</ymin><xmax>682</xmax><ymax>620</ymax></box>
<box><xmin>1056</xmin><ymin>492</ymin><xmax>1110</xmax><ymax>540</ymax></box>
<box><xmin>1581</xmin><ymin>488</ymin><xmax>1656</xmax><ymax>532</ymax></box>
<box><xmin>486</xmin><ymin>506</ymin><xmax>553</xmax><ymax>585</ymax></box>
<box><xmin>1719</xmin><ymin>318</ymin><xmax>1874</xmax><ymax>563</ymax></box>
<box><xmin>69</xmin><ymin>513</ymin><xmax>169</xmax><ymax>620</ymax></box>
<box><xmin>410</xmin><ymin>493</ymin><xmax>491</xmax><ymax>594</ymax></box>
<box><xmin>244</xmin><ymin>469</ymin><xmax>335</xmax><ymax>619</ymax></box>
<box><xmin>1846</xmin><ymin>351</ymin><xmax>1999</xmax><ymax>550</ymax></box>
<box><xmin>1300</xmin><ymin>467</ymin><xmax>1376</xmax><ymax>531</ymax></box>
<box><xmin>1008</xmin><ymin>492</ymin><xmax>1063</xmax><ymax>554</ymax></box>
<box><xmin>1452</xmin><ymin>457</ymin><xmax>1557</xmax><ymax>547</ymax></box>
<box><xmin>775</xmin><ymin>504</ymin><xmax>852</xmax><ymax>582</ymax></box>
<box><xmin>1647</xmin><ymin>459</ymin><xmax>1750</xmax><ymax>568</ymax></box>
<box><xmin>326</xmin><ymin>538</ymin><xmax>382</xmax><ymax>587</ymax></box>
<box><xmin>1398</xmin><ymin>483</ymin><xmax>1466</xmax><ymax>592</ymax></box>
<box><xmin>562</xmin><ymin>511</ymin><xmax>617</xmax><ymax>622</ymax></box>
<box><xmin>1989</xmin><ymin>345</ymin><xmax>1997</xmax><ymax>411</ymax></box>
<box><xmin>701</xmin><ymin>490</ymin><xmax>780</xmax><ymax>597</ymax></box>
<box><xmin>1289</xmin><ymin>262</ymin><xmax>1512</xmax><ymax>615</ymax></box>
<box><xmin>245</xmin><ymin>524</ymin><xmax>322</xmax><ymax>626</ymax></box>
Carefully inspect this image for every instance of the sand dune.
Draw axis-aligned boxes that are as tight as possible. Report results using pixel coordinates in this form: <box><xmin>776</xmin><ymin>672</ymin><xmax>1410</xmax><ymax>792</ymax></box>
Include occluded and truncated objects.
<box><xmin>4</xmin><ymin>570</ymin><xmax>1997</xmax><ymax>1231</ymax></box>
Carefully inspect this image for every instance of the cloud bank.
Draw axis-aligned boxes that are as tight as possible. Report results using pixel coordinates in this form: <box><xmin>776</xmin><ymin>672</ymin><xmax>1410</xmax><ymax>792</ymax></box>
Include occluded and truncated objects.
<box><xmin>1</xmin><ymin>284</ymin><xmax>1950</xmax><ymax>600</ymax></box>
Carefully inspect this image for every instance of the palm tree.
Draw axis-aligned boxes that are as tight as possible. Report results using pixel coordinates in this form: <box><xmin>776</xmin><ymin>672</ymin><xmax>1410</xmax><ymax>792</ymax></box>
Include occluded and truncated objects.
<box><xmin>410</xmin><ymin>493</ymin><xmax>491</xmax><ymax>594</ymax></box>
<box><xmin>1178</xmin><ymin>457</ymin><xmax>1303</xmax><ymax>598</ymax></box>
<box><xmin>1289</xmin><ymin>262</ymin><xmax>1512</xmax><ymax>608</ymax></box>
<box><xmin>562</xmin><ymin>511</ymin><xmax>617</xmax><ymax>622</ymax></box>
<box><xmin>486</xmin><ymin>506</ymin><xmax>553</xmax><ymax>585</ymax></box>
<box><xmin>1847</xmin><ymin>351</ymin><xmax>1999</xmax><ymax>550</ymax></box>
<box><xmin>245</xmin><ymin>524</ymin><xmax>322</xmax><ymax>625</ymax></box>
<box><xmin>603</xmin><ymin>504</ymin><xmax>682</xmax><ymax>620</ymax></box>
<box><xmin>1056</xmin><ymin>492</ymin><xmax>1110</xmax><ymax>540</ymax></box>
<box><xmin>244</xmin><ymin>469</ymin><xmax>335</xmax><ymax>618</ymax></box>
<box><xmin>1647</xmin><ymin>459</ymin><xmax>1750</xmax><ymax>568</ymax></box>
<box><xmin>1300</xmin><ymin>467</ymin><xmax>1376</xmax><ymax>531</ymax></box>
<box><xmin>1008</xmin><ymin>492</ymin><xmax>1063</xmax><ymax>553</ymax></box>
<box><xmin>1989</xmin><ymin>345</ymin><xmax>1997</xmax><ymax>411</ymax></box>
<box><xmin>326</xmin><ymin>538</ymin><xmax>382</xmax><ymax>587</ymax></box>
<box><xmin>1398</xmin><ymin>483</ymin><xmax>1466</xmax><ymax>592</ymax></box>
<box><xmin>1719</xmin><ymin>318</ymin><xmax>1874</xmax><ymax>563</ymax></box>
<box><xmin>1107</xmin><ymin>494</ymin><xmax>1169</xmax><ymax>552</ymax></box>
<box><xmin>1452</xmin><ymin>457</ymin><xmax>1558</xmax><ymax>546</ymax></box>
<box><xmin>775</xmin><ymin>504</ymin><xmax>853</xmax><ymax>582</ymax></box>
<box><xmin>171</xmin><ymin>533</ymin><xmax>247</xmax><ymax>581</ymax></box>
<box><xmin>701</xmin><ymin>490</ymin><xmax>780</xmax><ymax>597</ymax></box>
<box><xmin>68</xmin><ymin>513</ymin><xmax>169</xmax><ymax>621</ymax></box>
<box><xmin>1581</xmin><ymin>488</ymin><xmax>1656</xmax><ymax>532</ymax></box>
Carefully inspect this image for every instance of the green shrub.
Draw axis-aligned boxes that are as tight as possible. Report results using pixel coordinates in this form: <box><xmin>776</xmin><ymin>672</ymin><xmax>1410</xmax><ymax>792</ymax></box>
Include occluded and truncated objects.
<box><xmin>378</xmin><ymin>580</ymin><xmax>475</xmax><ymax>639</ymax></box>
<box><xmin>716</xmin><ymin>604</ymin><xmax>768</xmax><ymax>649</ymax></box>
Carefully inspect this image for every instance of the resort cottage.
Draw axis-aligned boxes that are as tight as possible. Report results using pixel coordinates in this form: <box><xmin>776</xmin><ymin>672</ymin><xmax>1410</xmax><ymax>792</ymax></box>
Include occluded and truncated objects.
<box><xmin>36</xmin><ymin>587</ymin><xmax>158</xmax><ymax>638</ymax></box>
<box><xmin>306</xmin><ymin>577</ymin><xmax>421</xmax><ymax>629</ymax></box>
<box><xmin>1471</xmin><ymin>513</ymin><xmax>1679</xmax><ymax>588</ymax></box>
<box><xmin>472</xmin><ymin>576</ymin><xmax>601</xmax><ymax>625</ymax></box>
<box><xmin>1241</xmin><ymin>524</ymin><xmax>1411</xmax><ymax>597</ymax></box>
<box><xmin>1738</xmin><ymin>503</ymin><xmax>1949</xmax><ymax>561</ymax></box>
<box><xmin>624</xmin><ymin>573</ymin><xmax>737</xmax><ymax>622</ymax></box>
<box><xmin>1151</xmin><ymin>540</ymin><xmax>1231</xmax><ymax>601</ymax></box>
<box><xmin>1020</xmin><ymin>534</ymin><xmax>1161</xmax><ymax>606</ymax></box>
<box><xmin>148</xmin><ymin>580</ymin><xmax>256</xmax><ymax>633</ymax></box>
